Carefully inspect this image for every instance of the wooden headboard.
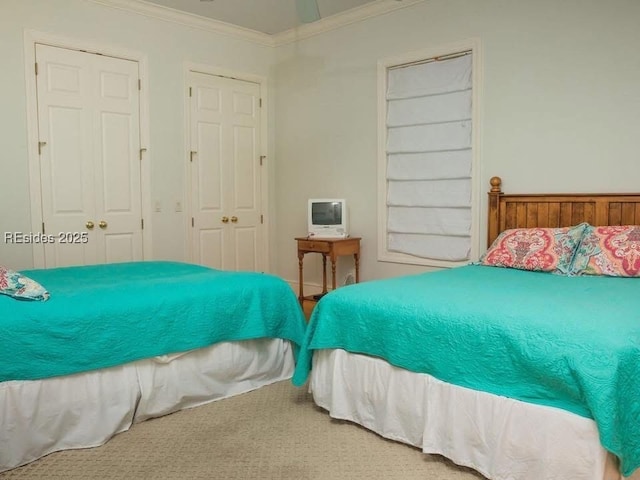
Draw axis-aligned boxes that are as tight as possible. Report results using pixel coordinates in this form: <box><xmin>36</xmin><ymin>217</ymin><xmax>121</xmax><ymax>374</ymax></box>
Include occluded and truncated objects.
<box><xmin>487</xmin><ymin>176</ymin><xmax>640</xmax><ymax>247</ymax></box>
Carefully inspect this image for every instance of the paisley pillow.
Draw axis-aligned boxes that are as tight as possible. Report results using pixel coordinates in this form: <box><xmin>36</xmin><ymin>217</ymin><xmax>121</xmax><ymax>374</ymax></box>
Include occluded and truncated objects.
<box><xmin>480</xmin><ymin>223</ymin><xmax>588</xmax><ymax>274</ymax></box>
<box><xmin>0</xmin><ymin>266</ymin><xmax>50</xmax><ymax>301</ymax></box>
<box><xmin>571</xmin><ymin>225</ymin><xmax>640</xmax><ymax>277</ymax></box>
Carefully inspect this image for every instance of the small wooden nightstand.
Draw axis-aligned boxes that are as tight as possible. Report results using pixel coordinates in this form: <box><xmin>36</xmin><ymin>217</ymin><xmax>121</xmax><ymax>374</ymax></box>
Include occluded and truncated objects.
<box><xmin>296</xmin><ymin>236</ymin><xmax>361</xmax><ymax>317</ymax></box>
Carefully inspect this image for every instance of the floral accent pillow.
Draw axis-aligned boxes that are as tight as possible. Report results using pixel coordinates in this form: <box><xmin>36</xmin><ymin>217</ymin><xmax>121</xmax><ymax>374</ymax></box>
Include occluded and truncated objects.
<box><xmin>0</xmin><ymin>266</ymin><xmax>50</xmax><ymax>301</ymax></box>
<box><xmin>479</xmin><ymin>223</ymin><xmax>588</xmax><ymax>274</ymax></box>
<box><xmin>571</xmin><ymin>225</ymin><xmax>640</xmax><ymax>277</ymax></box>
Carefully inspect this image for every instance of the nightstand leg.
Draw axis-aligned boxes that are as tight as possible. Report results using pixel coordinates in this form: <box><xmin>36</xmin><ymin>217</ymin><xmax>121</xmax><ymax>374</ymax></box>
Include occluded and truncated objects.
<box><xmin>331</xmin><ymin>255</ymin><xmax>337</xmax><ymax>291</ymax></box>
<box><xmin>298</xmin><ymin>252</ymin><xmax>304</xmax><ymax>304</ymax></box>
<box><xmin>354</xmin><ymin>252</ymin><xmax>360</xmax><ymax>283</ymax></box>
<box><xmin>322</xmin><ymin>254</ymin><xmax>327</xmax><ymax>294</ymax></box>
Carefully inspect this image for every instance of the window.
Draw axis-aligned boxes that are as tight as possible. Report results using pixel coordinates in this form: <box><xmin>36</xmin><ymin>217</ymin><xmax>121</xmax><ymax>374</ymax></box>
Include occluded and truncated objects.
<box><xmin>377</xmin><ymin>40</ymin><xmax>481</xmax><ymax>267</ymax></box>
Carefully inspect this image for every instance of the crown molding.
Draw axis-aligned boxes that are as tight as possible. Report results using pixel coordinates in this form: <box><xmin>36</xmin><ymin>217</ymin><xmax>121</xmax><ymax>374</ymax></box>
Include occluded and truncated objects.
<box><xmin>89</xmin><ymin>0</ymin><xmax>426</xmax><ymax>48</ymax></box>
<box><xmin>89</xmin><ymin>0</ymin><xmax>275</xmax><ymax>47</ymax></box>
<box><xmin>273</xmin><ymin>0</ymin><xmax>427</xmax><ymax>46</ymax></box>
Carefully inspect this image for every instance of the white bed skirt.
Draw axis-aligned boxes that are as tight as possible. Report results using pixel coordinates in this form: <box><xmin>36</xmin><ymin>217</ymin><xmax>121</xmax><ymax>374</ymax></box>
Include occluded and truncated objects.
<box><xmin>310</xmin><ymin>349</ymin><xmax>637</xmax><ymax>480</ymax></box>
<box><xmin>0</xmin><ymin>338</ymin><xmax>294</xmax><ymax>473</ymax></box>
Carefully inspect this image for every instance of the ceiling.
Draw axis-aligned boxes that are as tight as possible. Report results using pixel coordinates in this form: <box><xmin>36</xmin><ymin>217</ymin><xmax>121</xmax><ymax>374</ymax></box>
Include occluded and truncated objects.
<box><xmin>142</xmin><ymin>0</ymin><xmax>382</xmax><ymax>35</ymax></box>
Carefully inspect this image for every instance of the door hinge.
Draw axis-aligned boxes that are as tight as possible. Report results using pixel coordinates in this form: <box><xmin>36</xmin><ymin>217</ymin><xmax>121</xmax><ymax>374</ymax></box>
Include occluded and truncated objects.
<box><xmin>260</xmin><ymin>214</ymin><xmax>263</xmax><ymax>224</ymax></box>
<box><xmin>42</xmin><ymin>222</ymin><xmax>45</xmax><ymax>234</ymax></box>
<box><xmin>259</xmin><ymin>98</ymin><xmax>262</xmax><ymax>108</ymax></box>
<box><xmin>139</xmin><ymin>148</ymin><xmax>147</xmax><ymax>161</ymax></box>
<box><xmin>189</xmin><ymin>87</ymin><xmax>192</xmax><ymax>97</ymax></box>
<box><xmin>190</xmin><ymin>151</ymin><xmax>196</xmax><ymax>162</ymax></box>
<box><xmin>38</xmin><ymin>141</ymin><xmax>47</xmax><ymax>155</ymax></box>
<box><xmin>35</xmin><ymin>62</ymin><xmax>38</xmax><ymax>76</ymax></box>
<box><xmin>259</xmin><ymin>155</ymin><xmax>266</xmax><ymax>166</ymax></box>
<box><xmin>191</xmin><ymin>217</ymin><xmax>194</xmax><ymax>227</ymax></box>
<box><xmin>141</xmin><ymin>219</ymin><xmax>144</xmax><ymax>229</ymax></box>
<box><xmin>138</xmin><ymin>79</ymin><xmax>141</xmax><ymax>90</ymax></box>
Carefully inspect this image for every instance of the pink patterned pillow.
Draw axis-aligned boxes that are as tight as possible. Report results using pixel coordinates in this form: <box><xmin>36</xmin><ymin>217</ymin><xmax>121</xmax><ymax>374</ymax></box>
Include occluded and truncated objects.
<box><xmin>480</xmin><ymin>223</ymin><xmax>587</xmax><ymax>274</ymax></box>
<box><xmin>0</xmin><ymin>266</ymin><xmax>50</xmax><ymax>301</ymax></box>
<box><xmin>571</xmin><ymin>225</ymin><xmax>640</xmax><ymax>277</ymax></box>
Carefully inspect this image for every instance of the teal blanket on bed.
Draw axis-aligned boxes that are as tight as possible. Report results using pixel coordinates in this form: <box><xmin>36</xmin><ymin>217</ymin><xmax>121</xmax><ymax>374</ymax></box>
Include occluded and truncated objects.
<box><xmin>1</xmin><ymin>261</ymin><xmax>306</xmax><ymax>383</ymax></box>
<box><xmin>292</xmin><ymin>265</ymin><xmax>640</xmax><ymax>476</ymax></box>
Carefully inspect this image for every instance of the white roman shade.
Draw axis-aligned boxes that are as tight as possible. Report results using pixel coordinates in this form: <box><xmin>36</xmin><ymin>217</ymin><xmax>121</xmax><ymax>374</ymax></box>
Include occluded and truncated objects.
<box><xmin>385</xmin><ymin>53</ymin><xmax>472</xmax><ymax>262</ymax></box>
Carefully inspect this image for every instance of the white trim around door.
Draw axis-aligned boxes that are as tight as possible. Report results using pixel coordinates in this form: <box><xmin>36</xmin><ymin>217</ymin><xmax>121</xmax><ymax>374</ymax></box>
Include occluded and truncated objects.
<box><xmin>23</xmin><ymin>29</ymin><xmax>152</xmax><ymax>268</ymax></box>
<box><xmin>183</xmin><ymin>63</ymin><xmax>270</xmax><ymax>273</ymax></box>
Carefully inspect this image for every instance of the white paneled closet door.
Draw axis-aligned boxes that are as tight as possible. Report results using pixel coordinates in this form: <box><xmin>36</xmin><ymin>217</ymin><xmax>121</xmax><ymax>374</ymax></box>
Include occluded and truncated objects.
<box><xmin>188</xmin><ymin>71</ymin><xmax>263</xmax><ymax>272</ymax></box>
<box><xmin>36</xmin><ymin>44</ymin><xmax>143</xmax><ymax>268</ymax></box>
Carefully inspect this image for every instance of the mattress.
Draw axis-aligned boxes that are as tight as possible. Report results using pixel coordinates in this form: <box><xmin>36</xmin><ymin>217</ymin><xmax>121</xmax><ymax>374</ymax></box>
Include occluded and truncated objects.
<box><xmin>294</xmin><ymin>265</ymin><xmax>640</xmax><ymax>476</ymax></box>
<box><xmin>2</xmin><ymin>261</ymin><xmax>306</xmax><ymax>382</ymax></box>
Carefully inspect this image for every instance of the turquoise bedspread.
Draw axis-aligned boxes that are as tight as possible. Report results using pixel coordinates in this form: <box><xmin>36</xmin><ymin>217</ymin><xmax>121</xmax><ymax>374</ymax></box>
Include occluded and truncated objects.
<box><xmin>1</xmin><ymin>261</ymin><xmax>306</xmax><ymax>383</ymax></box>
<box><xmin>292</xmin><ymin>265</ymin><xmax>640</xmax><ymax>476</ymax></box>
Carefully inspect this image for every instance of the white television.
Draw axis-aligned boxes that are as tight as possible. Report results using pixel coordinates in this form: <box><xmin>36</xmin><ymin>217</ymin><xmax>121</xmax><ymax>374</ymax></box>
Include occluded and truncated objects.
<box><xmin>308</xmin><ymin>199</ymin><xmax>348</xmax><ymax>238</ymax></box>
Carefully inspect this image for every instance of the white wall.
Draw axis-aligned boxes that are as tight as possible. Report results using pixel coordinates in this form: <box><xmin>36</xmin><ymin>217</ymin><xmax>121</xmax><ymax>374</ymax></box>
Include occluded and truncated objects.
<box><xmin>3</xmin><ymin>0</ymin><xmax>640</xmax><ymax>285</ymax></box>
<box><xmin>0</xmin><ymin>0</ymin><xmax>276</xmax><ymax>270</ymax></box>
<box><xmin>273</xmin><ymin>0</ymin><xmax>640</xmax><ymax>285</ymax></box>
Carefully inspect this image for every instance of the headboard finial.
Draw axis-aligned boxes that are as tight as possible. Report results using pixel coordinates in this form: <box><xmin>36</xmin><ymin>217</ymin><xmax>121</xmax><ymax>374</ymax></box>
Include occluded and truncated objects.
<box><xmin>487</xmin><ymin>176</ymin><xmax>503</xmax><ymax>247</ymax></box>
<box><xmin>489</xmin><ymin>176</ymin><xmax>502</xmax><ymax>193</ymax></box>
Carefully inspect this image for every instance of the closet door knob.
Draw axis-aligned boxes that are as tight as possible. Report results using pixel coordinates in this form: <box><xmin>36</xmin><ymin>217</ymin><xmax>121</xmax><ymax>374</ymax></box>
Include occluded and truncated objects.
<box><xmin>99</xmin><ymin>221</ymin><xmax>108</xmax><ymax>229</ymax></box>
<box><xmin>86</xmin><ymin>221</ymin><xmax>95</xmax><ymax>230</ymax></box>
<box><xmin>231</xmin><ymin>216</ymin><xmax>238</xmax><ymax>223</ymax></box>
<box><xmin>222</xmin><ymin>216</ymin><xmax>229</xmax><ymax>223</ymax></box>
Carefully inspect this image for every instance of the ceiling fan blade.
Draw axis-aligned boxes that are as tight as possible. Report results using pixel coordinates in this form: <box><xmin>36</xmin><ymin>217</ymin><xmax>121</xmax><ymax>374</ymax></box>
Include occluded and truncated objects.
<box><xmin>295</xmin><ymin>0</ymin><xmax>321</xmax><ymax>23</ymax></box>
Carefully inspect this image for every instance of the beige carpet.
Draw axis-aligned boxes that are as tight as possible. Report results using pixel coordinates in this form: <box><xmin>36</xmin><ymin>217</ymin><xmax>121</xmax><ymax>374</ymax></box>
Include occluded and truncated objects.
<box><xmin>1</xmin><ymin>380</ymin><xmax>487</xmax><ymax>480</ymax></box>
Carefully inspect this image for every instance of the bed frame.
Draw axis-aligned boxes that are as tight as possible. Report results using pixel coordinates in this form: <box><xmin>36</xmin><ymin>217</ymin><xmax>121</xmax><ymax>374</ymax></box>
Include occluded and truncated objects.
<box><xmin>487</xmin><ymin>176</ymin><xmax>640</xmax><ymax>247</ymax></box>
